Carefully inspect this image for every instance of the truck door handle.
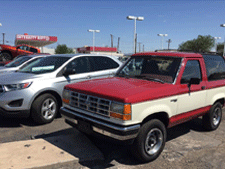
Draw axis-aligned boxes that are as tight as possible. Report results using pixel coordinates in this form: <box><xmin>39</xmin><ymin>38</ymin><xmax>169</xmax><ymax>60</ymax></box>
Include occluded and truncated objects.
<box><xmin>201</xmin><ymin>86</ymin><xmax>206</xmax><ymax>90</ymax></box>
<box><xmin>171</xmin><ymin>99</ymin><xmax>177</xmax><ymax>102</ymax></box>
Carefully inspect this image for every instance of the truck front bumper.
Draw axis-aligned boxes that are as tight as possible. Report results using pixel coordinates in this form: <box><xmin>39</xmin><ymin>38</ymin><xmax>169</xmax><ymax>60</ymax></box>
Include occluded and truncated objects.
<box><xmin>60</xmin><ymin>107</ymin><xmax>140</xmax><ymax>142</ymax></box>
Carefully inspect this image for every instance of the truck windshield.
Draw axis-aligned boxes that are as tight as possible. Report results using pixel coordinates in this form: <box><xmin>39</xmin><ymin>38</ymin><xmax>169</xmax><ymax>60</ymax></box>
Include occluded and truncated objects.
<box><xmin>116</xmin><ymin>56</ymin><xmax>182</xmax><ymax>83</ymax></box>
<box><xmin>18</xmin><ymin>56</ymin><xmax>70</xmax><ymax>74</ymax></box>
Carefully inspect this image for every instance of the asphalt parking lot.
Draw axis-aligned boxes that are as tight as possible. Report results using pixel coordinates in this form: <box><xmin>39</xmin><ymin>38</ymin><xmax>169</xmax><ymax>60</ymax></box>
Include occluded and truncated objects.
<box><xmin>0</xmin><ymin>109</ymin><xmax>224</xmax><ymax>169</ymax></box>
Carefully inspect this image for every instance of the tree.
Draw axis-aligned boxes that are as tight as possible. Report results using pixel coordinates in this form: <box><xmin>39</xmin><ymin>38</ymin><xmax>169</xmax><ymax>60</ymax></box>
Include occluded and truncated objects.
<box><xmin>217</xmin><ymin>42</ymin><xmax>224</xmax><ymax>56</ymax></box>
<box><xmin>55</xmin><ymin>44</ymin><xmax>74</xmax><ymax>54</ymax></box>
<box><xmin>178</xmin><ymin>35</ymin><xmax>215</xmax><ymax>53</ymax></box>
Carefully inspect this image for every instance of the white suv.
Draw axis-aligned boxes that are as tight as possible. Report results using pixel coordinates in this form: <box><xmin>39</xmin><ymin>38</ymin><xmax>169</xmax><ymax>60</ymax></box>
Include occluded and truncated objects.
<box><xmin>0</xmin><ymin>54</ymin><xmax>122</xmax><ymax>124</ymax></box>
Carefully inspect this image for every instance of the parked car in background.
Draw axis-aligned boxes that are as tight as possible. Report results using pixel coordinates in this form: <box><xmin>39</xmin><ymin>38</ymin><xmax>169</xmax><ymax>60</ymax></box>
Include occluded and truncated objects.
<box><xmin>0</xmin><ymin>54</ymin><xmax>50</xmax><ymax>74</ymax></box>
<box><xmin>0</xmin><ymin>54</ymin><xmax>122</xmax><ymax>124</ymax></box>
<box><xmin>0</xmin><ymin>60</ymin><xmax>11</xmax><ymax>66</ymax></box>
<box><xmin>0</xmin><ymin>44</ymin><xmax>41</xmax><ymax>61</ymax></box>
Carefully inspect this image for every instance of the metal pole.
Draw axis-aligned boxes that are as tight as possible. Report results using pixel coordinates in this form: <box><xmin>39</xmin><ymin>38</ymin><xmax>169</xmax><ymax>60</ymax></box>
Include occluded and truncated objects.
<box><xmin>117</xmin><ymin>37</ymin><xmax>120</xmax><ymax>53</ymax></box>
<box><xmin>161</xmin><ymin>36</ymin><xmax>163</xmax><ymax>49</ymax></box>
<box><xmin>222</xmin><ymin>36</ymin><xmax>225</xmax><ymax>55</ymax></box>
<box><xmin>134</xmin><ymin>18</ymin><xmax>136</xmax><ymax>53</ymax></box>
<box><xmin>93</xmin><ymin>31</ymin><xmax>95</xmax><ymax>52</ymax></box>
<box><xmin>2</xmin><ymin>33</ymin><xmax>5</xmax><ymax>44</ymax></box>
<box><xmin>215</xmin><ymin>38</ymin><xmax>218</xmax><ymax>52</ymax></box>
<box><xmin>110</xmin><ymin>34</ymin><xmax>113</xmax><ymax>48</ymax></box>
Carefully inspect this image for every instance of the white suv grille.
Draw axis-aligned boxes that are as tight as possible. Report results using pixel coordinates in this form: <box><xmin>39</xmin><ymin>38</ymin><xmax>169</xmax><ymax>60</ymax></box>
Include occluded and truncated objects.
<box><xmin>70</xmin><ymin>92</ymin><xmax>111</xmax><ymax>117</ymax></box>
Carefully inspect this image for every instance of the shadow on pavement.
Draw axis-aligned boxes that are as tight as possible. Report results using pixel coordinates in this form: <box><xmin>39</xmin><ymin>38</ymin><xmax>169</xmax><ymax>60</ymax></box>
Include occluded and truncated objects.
<box><xmin>33</xmin><ymin>117</ymin><xmax>210</xmax><ymax>168</ymax></box>
<box><xmin>0</xmin><ymin>115</ymin><xmax>61</xmax><ymax>128</ymax></box>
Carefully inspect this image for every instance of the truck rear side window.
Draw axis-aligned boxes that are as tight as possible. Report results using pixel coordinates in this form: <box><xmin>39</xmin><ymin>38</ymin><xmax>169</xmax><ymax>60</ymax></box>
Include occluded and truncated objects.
<box><xmin>203</xmin><ymin>55</ymin><xmax>225</xmax><ymax>81</ymax></box>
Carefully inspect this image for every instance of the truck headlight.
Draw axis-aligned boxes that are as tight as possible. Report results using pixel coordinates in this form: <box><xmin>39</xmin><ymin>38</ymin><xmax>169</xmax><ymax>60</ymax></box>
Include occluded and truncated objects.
<box><xmin>110</xmin><ymin>102</ymin><xmax>131</xmax><ymax>120</ymax></box>
<box><xmin>3</xmin><ymin>82</ymin><xmax>32</xmax><ymax>92</ymax></box>
<box><xmin>62</xmin><ymin>89</ymin><xmax>70</xmax><ymax>104</ymax></box>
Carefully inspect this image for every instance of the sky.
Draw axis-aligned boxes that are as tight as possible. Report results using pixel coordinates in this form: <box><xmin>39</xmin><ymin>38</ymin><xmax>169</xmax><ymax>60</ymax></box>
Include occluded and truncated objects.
<box><xmin>0</xmin><ymin>0</ymin><xmax>225</xmax><ymax>54</ymax></box>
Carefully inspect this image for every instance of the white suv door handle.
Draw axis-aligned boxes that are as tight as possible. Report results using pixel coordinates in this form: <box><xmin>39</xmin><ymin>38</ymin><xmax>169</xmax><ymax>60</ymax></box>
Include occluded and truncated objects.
<box><xmin>86</xmin><ymin>76</ymin><xmax>91</xmax><ymax>79</ymax></box>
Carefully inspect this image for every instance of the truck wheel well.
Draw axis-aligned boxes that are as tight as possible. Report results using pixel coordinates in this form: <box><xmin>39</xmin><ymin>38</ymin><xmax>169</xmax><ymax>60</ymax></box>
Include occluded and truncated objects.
<box><xmin>214</xmin><ymin>98</ymin><xmax>224</xmax><ymax>107</ymax></box>
<box><xmin>1</xmin><ymin>50</ymin><xmax>12</xmax><ymax>55</ymax></box>
<box><xmin>142</xmin><ymin>112</ymin><xmax>169</xmax><ymax>128</ymax></box>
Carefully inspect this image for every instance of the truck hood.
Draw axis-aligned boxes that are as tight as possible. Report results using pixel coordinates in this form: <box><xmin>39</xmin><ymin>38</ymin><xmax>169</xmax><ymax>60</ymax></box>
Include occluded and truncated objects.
<box><xmin>0</xmin><ymin>72</ymin><xmax>51</xmax><ymax>84</ymax></box>
<box><xmin>65</xmin><ymin>77</ymin><xmax>179</xmax><ymax>103</ymax></box>
<box><xmin>0</xmin><ymin>44</ymin><xmax>12</xmax><ymax>48</ymax></box>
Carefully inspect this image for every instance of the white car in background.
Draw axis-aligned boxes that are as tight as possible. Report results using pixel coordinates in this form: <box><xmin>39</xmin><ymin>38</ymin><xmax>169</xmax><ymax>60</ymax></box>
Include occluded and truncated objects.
<box><xmin>0</xmin><ymin>54</ymin><xmax>122</xmax><ymax>124</ymax></box>
<box><xmin>0</xmin><ymin>54</ymin><xmax>50</xmax><ymax>74</ymax></box>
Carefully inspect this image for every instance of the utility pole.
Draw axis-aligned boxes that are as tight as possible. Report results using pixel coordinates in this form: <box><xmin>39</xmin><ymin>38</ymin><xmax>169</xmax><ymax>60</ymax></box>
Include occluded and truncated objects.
<box><xmin>110</xmin><ymin>34</ymin><xmax>113</xmax><ymax>48</ymax></box>
<box><xmin>135</xmin><ymin>33</ymin><xmax>137</xmax><ymax>53</ymax></box>
<box><xmin>167</xmin><ymin>39</ymin><xmax>172</xmax><ymax>50</ymax></box>
<box><xmin>117</xmin><ymin>37</ymin><xmax>120</xmax><ymax>53</ymax></box>
<box><xmin>138</xmin><ymin>42</ymin><xmax>141</xmax><ymax>52</ymax></box>
<box><xmin>2</xmin><ymin>33</ymin><xmax>5</xmax><ymax>44</ymax></box>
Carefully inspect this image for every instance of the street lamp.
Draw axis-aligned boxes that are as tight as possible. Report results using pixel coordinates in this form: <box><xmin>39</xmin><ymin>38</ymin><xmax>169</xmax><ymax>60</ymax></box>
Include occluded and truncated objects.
<box><xmin>88</xmin><ymin>29</ymin><xmax>100</xmax><ymax>52</ymax></box>
<box><xmin>127</xmin><ymin>15</ymin><xmax>144</xmax><ymax>53</ymax></box>
<box><xmin>214</xmin><ymin>37</ymin><xmax>221</xmax><ymax>53</ymax></box>
<box><xmin>220</xmin><ymin>24</ymin><xmax>225</xmax><ymax>56</ymax></box>
<box><xmin>157</xmin><ymin>34</ymin><xmax>168</xmax><ymax>50</ymax></box>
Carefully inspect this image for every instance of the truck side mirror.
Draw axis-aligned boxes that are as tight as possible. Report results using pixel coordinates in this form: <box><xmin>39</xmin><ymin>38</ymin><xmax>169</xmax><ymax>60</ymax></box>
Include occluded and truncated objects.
<box><xmin>189</xmin><ymin>78</ymin><xmax>200</xmax><ymax>85</ymax></box>
<box><xmin>188</xmin><ymin>78</ymin><xmax>200</xmax><ymax>92</ymax></box>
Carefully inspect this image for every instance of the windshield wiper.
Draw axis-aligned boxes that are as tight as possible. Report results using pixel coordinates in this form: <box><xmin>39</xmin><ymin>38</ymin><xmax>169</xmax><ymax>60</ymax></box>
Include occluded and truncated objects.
<box><xmin>116</xmin><ymin>74</ymin><xmax>131</xmax><ymax>78</ymax></box>
<box><xmin>133</xmin><ymin>75</ymin><xmax>165</xmax><ymax>84</ymax></box>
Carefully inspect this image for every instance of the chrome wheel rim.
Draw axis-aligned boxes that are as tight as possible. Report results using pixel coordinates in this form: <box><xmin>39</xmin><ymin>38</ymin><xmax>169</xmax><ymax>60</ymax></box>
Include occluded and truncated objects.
<box><xmin>145</xmin><ymin>128</ymin><xmax>163</xmax><ymax>155</ymax></box>
<box><xmin>213</xmin><ymin>107</ymin><xmax>222</xmax><ymax>126</ymax></box>
<box><xmin>41</xmin><ymin>98</ymin><xmax>56</xmax><ymax>120</ymax></box>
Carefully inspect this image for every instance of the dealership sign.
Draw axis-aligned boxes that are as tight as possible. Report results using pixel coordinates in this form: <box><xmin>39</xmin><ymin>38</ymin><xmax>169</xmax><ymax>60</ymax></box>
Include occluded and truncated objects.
<box><xmin>15</xmin><ymin>34</ymin><xmax>57</xmax><ymax>47</ymax></box>
<box><xmin>16</xmin><ymin>34</ymin><xmax>57</xmax><ymax>42</ymax></box>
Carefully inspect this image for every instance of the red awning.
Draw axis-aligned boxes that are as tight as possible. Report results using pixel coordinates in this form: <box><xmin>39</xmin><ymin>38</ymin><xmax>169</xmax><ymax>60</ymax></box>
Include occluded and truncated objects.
<box><xmin>15</xmin><ymin>34</ymin><xmax>57</xmax><ymax>47</ymax></box>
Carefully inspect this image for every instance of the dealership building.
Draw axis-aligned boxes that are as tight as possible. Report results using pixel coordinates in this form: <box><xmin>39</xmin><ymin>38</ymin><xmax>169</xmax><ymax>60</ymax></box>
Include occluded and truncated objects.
<box><xmin>76</xmin><ymin>46</ymin><xmax>124</xmax><ymax>57</ymax></box>
<box><xmin>15</xmin><ymin>33</ymin><xmax>57</xmax><ymax>54</ymax></box>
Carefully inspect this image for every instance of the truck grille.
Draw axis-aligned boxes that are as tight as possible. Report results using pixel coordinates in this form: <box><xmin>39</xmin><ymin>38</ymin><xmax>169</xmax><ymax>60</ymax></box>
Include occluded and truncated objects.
<box><xmin>0</xmin><ymin>85</ymin><xmax>4</xmax><ymax>93</ymax></box>
<box><xmin>70</xmin><ymin>92</ymin><xmax>111</xmax><ymax>117</ymax></box>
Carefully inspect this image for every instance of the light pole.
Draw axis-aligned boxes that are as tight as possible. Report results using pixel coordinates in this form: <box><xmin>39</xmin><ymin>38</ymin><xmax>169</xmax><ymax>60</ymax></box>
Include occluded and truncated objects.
<box><xmin>157</xmin><ymin>34</ymin><xmax>168</xmax><ymax>50</ymax></box>
<box><xmin>88</xmin><ymin>29</ymin><xmax>100</xmax><ymax>52</ymax></box>
<box><xmin>127</xmin><ymin>15</ymin><xmax>144</xmax><ymax>53</ymax></box>
<box><xmin>214</xmin><ymin>37</ymin><xmax>221</xmax><ymax>53</ymax></box>
<box><xmin>220</xmin><ymin>24</ymin><xmax>225</xmax><ymax>56</ymax></box>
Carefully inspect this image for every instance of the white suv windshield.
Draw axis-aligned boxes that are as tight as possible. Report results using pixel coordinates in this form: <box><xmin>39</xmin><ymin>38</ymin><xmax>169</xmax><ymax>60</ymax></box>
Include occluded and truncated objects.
<box><xmin>116</xmin><ymin>56</ymin><xmax>182</xmax><ymax>83</ymax></box>
<box><xmin>18</xmin><ymin>56</ymin><xmax>70</xmax><ymax>74</ymax></box>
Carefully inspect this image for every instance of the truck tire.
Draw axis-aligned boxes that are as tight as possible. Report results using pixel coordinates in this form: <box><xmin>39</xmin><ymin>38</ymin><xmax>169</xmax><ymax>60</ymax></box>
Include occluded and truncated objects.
<box><xmin>202</xmin><ymin>102</ymin><xmax>222</xmax><ymax>131</ymax></box>
<box><xmin>131</xmin><ymin>119</ymin><xmax>166</xmax><ymax>162</ymax></box>
<box><xmin>1</xmin><ymin>52</ymin><xmax>12</xmax><ymax>61</ymax></box>
<box><xmin>31</xmin><ymin>94</ymin><xmax>58</xmax><ymax>124</ymax></box>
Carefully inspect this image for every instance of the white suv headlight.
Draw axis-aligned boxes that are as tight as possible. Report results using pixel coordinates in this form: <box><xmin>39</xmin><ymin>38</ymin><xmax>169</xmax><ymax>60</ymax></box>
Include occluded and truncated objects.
<box><xmin>3</xmin><ymin>82</ymin><xmax>32</xmax><ymax>91</ymax></box>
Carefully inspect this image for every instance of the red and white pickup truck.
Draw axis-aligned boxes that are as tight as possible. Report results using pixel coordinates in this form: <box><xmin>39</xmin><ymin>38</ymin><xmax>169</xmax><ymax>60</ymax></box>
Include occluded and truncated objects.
<box><xmin>60</xmin><ymin>52</ymin><xmax>225</xmax><ymax>162</ymax></box>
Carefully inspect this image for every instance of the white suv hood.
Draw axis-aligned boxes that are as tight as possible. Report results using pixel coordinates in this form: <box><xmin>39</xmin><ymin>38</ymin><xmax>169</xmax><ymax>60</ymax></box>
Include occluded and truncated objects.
<box><xmin>0</xmin><ymin>72</ymin><xmax>53</xmax><ymax>84</ymax></box>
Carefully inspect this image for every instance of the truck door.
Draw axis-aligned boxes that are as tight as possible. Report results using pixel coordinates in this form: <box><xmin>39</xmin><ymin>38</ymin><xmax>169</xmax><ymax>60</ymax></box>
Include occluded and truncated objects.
<box><xmin>176</xmin><ymin>58</ymin><xmax>207</xmax><ymax>115</ymax></box>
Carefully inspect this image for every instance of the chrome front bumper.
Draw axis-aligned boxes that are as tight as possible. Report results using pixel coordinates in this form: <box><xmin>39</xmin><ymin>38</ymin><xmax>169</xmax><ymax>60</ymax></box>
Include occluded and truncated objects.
<box><xmin>60</xmin><ymin>107</ymin><xmax>140</xmax><ymax>141</ymax></box>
